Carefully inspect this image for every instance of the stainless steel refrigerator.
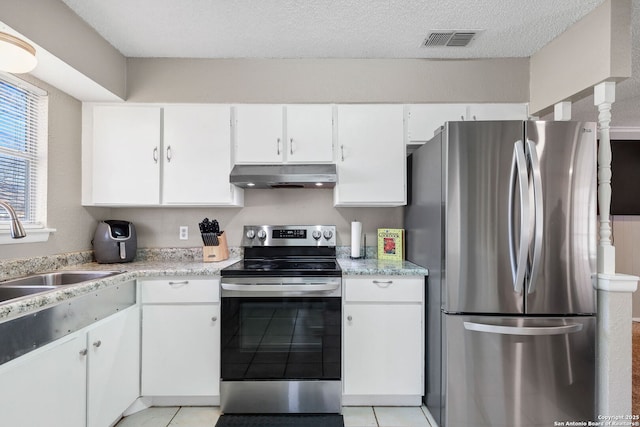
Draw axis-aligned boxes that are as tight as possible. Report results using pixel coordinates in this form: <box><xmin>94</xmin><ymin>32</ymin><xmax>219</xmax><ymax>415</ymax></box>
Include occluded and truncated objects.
<box><xmin>405</xmin><ymin>121</ymin><xmax>597</xmax><ymax>427</ymax></box>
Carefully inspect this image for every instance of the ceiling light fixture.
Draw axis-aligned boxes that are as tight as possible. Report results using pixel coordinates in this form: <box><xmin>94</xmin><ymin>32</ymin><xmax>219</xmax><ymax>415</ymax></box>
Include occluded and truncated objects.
<box><xmin>0</xmin><ymin>32</ymin><xmax>37</xmax><ymax>73</ymax></box>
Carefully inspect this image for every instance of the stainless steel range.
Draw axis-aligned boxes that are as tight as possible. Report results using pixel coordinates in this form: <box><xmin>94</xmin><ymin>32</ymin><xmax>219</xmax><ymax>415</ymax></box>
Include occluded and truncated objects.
<box><xmin>219</xmin><ymin>225</ymin><xmax>342</xmax><ymax>414</ymax></box>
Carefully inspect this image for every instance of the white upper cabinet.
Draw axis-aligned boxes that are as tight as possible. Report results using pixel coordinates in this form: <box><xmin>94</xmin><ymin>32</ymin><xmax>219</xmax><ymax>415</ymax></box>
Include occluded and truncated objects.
<box><xmin>285</xmin><ymin>105</ymin><xmax>334</xmax><ymax>163</ymax></box>
<box><xmin>83</xmin><ymin>104</ymin><xmax>242</xmax><ymax>207</ymax></box>
<box><xmin>234</xmin><ymin>104</ymin><xmax>334</xmax><ymax>164</ymax></box>
<box><xmin>407</xmin><ymin>104</ymin><xmax>467</xmax><ymax>143</ymax></box>
<box><xmin>234</xmin><ymin>105</ymin><xmax>284</xmax><ymax>163</ymax></box>
<box><xmin>90</xmin><ymin>105</ymin><xmax>161</xmax><ymax>205</ymax></box>
<box><xmin>163</xmin><ymin>105</ymin><xmax>240</xmax><ymax>205</ymax></box>
<box><xmin>334</xmin><ymin>104</ymin><xmax>406</xmax><ymax>207</ymax></box>
<box><xmin>466</xmin><ymin>103</ymin><xmax>529</xmax><ymax>121</ymax></box>
<box><xmin>407</xmin><ymin>103</ymin><xmax>529</xmax><ymax>143</ymax></box>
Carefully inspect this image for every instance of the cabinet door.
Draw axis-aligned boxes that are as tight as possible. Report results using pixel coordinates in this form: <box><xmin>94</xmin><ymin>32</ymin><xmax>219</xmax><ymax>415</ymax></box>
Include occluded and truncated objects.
<box><xmin>407</xmin><ymin>104</ymin><xmax>468</xmax><ymax>143</ymax></box>
<box><xmin>142</xmin><ymin>304</ymin><xmax>220</xmax><ymax>396</ymax></box>
<box><xmin>335</xmin><ymin>105</ymin><xmax>406</xmax><ymax>206</ymax></box>
<box><xmin>86</xmin><ymin>306</ymin><xmax>140</xmax><ymax>427</ymax></box>
<box><xmin>343</xmin><ymin>304</ymin><xmax>422</xmax><ymax>396</ymax></box>
<box><xmin>0</xmin><ymin>335</ymin><xmax>86</xmax><ymax>427</ymax></box>
<box><xmin>163</xmin><ymin>105</ymin><xmax>241</xmax><ymax>205</ymax></box>
<box><xmin>92</xmin><ymin>106</ymin><xmax>161</xmax><ymax>205</ymax></box>
<box><xmin>234</xmin><ymin>105</ymin><xmax>284</xmax><ymax>163</ymax></box>
<box><xmin>286</xmin><ymin>105</ymin><xmax>334</xmax><ymax>163</ymax></box>
<box><xmin>466</xmin><ymin>103</ymin><xmax>528</xmax><ymax>121</ymax></box>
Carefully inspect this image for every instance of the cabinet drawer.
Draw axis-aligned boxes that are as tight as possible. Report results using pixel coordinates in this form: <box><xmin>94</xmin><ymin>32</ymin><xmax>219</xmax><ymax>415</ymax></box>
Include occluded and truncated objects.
<box><xmin>140</xmin><ymin>278</ymin><xmax>220</xmax><ymax>303</ymax></box>
<box><xmin>345</xmin><ymin>277</ymin><xmax>423</xmax><ymax>303</ymax></box>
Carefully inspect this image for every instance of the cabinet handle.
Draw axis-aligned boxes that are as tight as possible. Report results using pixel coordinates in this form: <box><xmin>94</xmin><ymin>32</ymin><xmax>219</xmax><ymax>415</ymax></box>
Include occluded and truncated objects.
<box><xmin>79</xmin><ymin>349</ymin><xmax>88</xmax><ymax>356</ymax></box>
<box><xmin>166</xmin><ymin>145</ymin><xmax>172</xmax><ymax>162</ymax></box>
<box><xmin>290</xmin><ymin>138</ymin><xmax>294</xmax><ymax>155</ymax></box>
<box><xmin>93</xmin><ymin>340</ymin><xmax>102</xmax><ymax>348</ymax></box>
<box><xmin>211</xmin><ymin>316</ymin><xmax>218</xmax><ymax>322</ymax></box>
<box><xmin>153</xmin><ymin>147</ymin><xmax>158</xmax><ymax>163</ymax></box>
<box><xmin>341</xmin><ymin>145</ymin><xmax>345</xmax><ymax>162</ymax></box>
<box><xmin>373</xmin><ymin>280</ymin><xmax>393</xmax><ymax>288</ymax></box>
<box><xmin>347</xmin><ymin>315</ymin><xmax>353</xmax><ymax>321</ymax></box>
<box><xmin>168</xmin><ymin>280</ymin><xmax>189</xmax><ymax>286</ymax></box>
<box><xmin>277</xmin><ymin>138</ymin><xmax>281</xmax><ymax>155</ymax></box>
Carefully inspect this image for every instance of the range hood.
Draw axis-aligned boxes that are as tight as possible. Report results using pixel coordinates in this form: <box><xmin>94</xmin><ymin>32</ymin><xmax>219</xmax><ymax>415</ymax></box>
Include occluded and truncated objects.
<box><xmin>229</xmin><ymin>164</ymin><xmax>337</xmax><ymax>189</ymax></box>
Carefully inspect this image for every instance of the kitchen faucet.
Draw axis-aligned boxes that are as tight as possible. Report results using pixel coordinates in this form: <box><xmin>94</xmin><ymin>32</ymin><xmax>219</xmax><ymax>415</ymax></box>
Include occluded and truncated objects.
<box><xmin>0</xmin><ymin>201</ymin><xmax>26</xmax><ymax>238</ymax></box>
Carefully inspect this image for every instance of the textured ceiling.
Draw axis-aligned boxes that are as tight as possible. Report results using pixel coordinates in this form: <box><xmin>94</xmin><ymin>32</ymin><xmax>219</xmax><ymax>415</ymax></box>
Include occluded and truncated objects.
<box><xmin>60</xmin><ymin>0</ymin><xmax>604</xmax><ymax>59</ymax></box>
<box><xmin>59</xmin><ymin>0</ymin><xmax>639</xmax><ymax>127</ymax></box>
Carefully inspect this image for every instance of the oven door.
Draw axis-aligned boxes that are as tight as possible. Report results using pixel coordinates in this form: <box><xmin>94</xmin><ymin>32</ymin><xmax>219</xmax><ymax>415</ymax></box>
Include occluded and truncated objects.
<box><xmin>221</xmin><ymin>295</ymin><xmax>341</xmax><ymax>381</ymax></box>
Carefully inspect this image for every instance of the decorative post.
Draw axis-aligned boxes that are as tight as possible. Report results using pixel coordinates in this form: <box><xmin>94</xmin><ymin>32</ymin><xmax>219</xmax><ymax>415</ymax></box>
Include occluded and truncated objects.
<box><xmin>596</xmin><ymin>82</ymin><xmax>615</xmax><ymax>274</ymax></box>
<box><xmin>593</xmin><ymin>81</ymin><xmax>638</xmax><ymax>418</ymax></box>
<box><xmin>554</xmin><ymin>101</ymin><xmax>572</xmax><ymax>121</ymax></box>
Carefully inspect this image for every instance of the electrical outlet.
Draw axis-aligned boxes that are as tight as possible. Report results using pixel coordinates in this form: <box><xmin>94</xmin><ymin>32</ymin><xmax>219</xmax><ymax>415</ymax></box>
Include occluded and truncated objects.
<box><xmin>179</xmin><ymin>226</ymin><xmax>188</xmax><ymax>240</ymax></box>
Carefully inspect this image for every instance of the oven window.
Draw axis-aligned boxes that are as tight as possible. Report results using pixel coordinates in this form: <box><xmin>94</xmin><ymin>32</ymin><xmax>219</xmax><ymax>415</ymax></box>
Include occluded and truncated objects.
<box><xmin>221</xmin><ymin>297</ymin><xmax>341</xmax><ymax>381</ymax></box>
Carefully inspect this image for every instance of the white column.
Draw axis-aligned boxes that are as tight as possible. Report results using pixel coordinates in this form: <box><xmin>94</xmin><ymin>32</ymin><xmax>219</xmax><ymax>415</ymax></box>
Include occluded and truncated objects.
<box><xmin>595</xmin><ymin>81</ymin><xmax>616</xmax><ymax>274</ymax></box>
<box><xmin>593</xmin><ymin>81</ymin><xmax>639</xmax><ymax>418</ymax></box>
<box><xmin>554</xmin><ymin>101</ymin><xmax>572</xmax><ymax>121</ymax></box>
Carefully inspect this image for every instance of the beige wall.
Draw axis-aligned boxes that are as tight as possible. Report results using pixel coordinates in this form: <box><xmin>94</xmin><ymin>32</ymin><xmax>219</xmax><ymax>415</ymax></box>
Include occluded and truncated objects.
<box><xmin>126</xmin><ymin>58</ymin><xmax>530</xmax><ymax>103</ymax></box>
<box><xmin>111</xmin><ymin>189</ymin><xmax>402</xmax><ymax>249</ymax></box>
<box><xmin>529</xmin><ymin>0</ymin><xmax>632</xmax><ymax>115</ymax></box>
<box><xmin>0</xmin><ymin>76</ymin><xmax>111</xmax><ymax>260</ymax></box>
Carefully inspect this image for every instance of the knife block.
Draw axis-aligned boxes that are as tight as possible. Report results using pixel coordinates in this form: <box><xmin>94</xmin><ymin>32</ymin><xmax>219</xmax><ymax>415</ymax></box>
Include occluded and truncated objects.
<box><xmin>202</xmin><ymin>232</ymin><xmax>229</xmax><ymax>262</ymax></box>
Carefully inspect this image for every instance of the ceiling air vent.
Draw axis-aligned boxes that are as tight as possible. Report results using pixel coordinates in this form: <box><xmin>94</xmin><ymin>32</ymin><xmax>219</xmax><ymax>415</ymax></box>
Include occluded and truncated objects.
<box><xmin>422</xmin><ymin>30</ymin><xmax>481</xmax><ymax>48</ymax></box>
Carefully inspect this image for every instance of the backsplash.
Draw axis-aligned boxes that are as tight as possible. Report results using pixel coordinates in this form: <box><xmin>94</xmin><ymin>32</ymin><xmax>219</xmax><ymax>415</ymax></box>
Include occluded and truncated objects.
<box><xmin>0</xmin><ymin>250</ymin><xmax>95</xmax><ymax>282</ymax></box>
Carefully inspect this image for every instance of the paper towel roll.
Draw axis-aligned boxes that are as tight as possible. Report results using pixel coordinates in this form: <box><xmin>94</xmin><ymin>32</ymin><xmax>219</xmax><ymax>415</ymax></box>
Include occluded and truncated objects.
<box><xmin>351</xmin><ymin>221</ymin><xmax>362</xmax><ymax>258</ymax></box>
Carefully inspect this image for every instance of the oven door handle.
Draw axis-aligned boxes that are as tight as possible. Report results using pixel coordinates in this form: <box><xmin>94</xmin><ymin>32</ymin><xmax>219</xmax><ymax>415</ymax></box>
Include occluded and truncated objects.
<box><xmin>221</xmin><ymin>283</ymin><xmax>340</xmax><ymax>292</ymax></box>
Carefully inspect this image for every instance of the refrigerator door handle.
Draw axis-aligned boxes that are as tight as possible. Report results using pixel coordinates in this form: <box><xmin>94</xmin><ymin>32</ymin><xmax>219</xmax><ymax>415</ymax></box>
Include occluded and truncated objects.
<box><xmin>526</xmin><ymin>139</ymin><xmax>544</xmax><ymax>295</ymax></box>
<box><xmin>463</xmin><ymin>321</ymin><xmax>583</xmax><ymax>336</ymax></box>
<box><xmin>508</xmin><ymin>140</ymin><xmax>530</xmax><ymax>294</ymax></box>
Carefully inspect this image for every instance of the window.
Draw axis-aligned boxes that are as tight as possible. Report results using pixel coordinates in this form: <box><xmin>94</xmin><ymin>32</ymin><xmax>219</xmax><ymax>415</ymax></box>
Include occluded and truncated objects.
<box><xmin>0</xmin><ymin>72</ymin><xmax>48</xmax><ymax>231</ymax></box>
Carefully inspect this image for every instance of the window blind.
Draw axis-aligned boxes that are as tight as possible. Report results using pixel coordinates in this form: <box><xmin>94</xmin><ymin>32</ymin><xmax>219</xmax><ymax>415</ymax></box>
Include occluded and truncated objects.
<box><xmin>0</xmin><ymin>73</ymin><xmax>48</xmax><ymax>226</ymax></box>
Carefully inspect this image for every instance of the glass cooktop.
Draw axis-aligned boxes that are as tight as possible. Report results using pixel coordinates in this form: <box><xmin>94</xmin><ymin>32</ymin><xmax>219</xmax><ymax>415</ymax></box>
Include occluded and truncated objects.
<box><xmin>221</xmin><ymin>258</ymin><xmax>341</xmax><ymax>277</ymax></box>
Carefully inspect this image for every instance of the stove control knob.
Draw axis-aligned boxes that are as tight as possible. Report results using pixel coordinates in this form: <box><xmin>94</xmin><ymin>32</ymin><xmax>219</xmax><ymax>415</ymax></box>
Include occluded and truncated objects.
<box><xmin>246</xmin><ymin>229</ymin><xmax>256</xmax><ymax>240</ymax></box>
<box><xmin>323</xmin><ymin>229</ymin><xmax>333</xmax><ymax>240</ymax></box>
<box><xmin>257</xmin><ymin>230</ymin><xmax>267</xmax><ymax>240</ymax></box>
<box><xmin>312</xmin><ymin>230</ymin><xmax>322</xmax><ymax>240</ymax></box>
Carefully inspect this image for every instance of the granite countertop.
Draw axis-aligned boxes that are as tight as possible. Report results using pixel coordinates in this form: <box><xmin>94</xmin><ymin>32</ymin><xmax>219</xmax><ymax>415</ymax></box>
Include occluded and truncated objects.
<box><xmin>338</xmin><ymin>258</ymin><xmax>428</xmax><ymax>276</ymax></box>
<box><xmin>0</xmin><ymin>249</ymin><xmax>428</xmax><ymax>323</ymax></box>
<box><xmin>0</xmin><ymin>257</ymin><xmax>241</xmax><ymax>323</ymax></box>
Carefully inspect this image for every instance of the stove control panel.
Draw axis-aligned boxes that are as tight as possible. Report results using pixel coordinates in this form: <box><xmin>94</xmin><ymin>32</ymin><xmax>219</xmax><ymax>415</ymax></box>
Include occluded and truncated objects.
<box><xmin>242</xmin><ymin>225</ymin><xmax>337</xmax><ymax>247</ymax></box>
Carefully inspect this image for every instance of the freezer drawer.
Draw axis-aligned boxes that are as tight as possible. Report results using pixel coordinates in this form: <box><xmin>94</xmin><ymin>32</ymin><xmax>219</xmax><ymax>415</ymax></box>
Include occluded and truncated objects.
<box><xmin>443</xmin><ymin>315</ymin><xmax>595</xmax><ymax>427</ymax></box>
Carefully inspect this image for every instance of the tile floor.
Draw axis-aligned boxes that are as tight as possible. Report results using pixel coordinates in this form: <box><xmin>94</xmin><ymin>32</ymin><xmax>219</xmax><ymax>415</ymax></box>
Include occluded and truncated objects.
<box><xmin>114</xmin><ymin>406</ymin><xmax>436</xmax><ymax>427</ymax></box>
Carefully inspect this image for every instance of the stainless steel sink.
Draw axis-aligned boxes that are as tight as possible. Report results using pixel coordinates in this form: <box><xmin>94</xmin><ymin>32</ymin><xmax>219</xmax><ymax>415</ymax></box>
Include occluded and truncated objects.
<box><xmin>0</xmin><ymin>270</ymin><xmax>124</xmax><ymax>303</ymax></box>
<box><xmin>0</xmin><ymin>285</ymin><xmax>57</xmax><ymax>302</ymax></box>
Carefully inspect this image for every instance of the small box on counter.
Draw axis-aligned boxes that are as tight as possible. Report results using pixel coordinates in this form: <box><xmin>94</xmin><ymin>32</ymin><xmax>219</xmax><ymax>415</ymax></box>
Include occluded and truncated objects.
<box><xmin>377</xmin><ymin>228</ymin><xmax>404</xmax><ymax>261</ymax></box>
<box><xmin>203</xmin><ymin>231</ymin><xmax>229</xmax><ymax>262</ymax></box>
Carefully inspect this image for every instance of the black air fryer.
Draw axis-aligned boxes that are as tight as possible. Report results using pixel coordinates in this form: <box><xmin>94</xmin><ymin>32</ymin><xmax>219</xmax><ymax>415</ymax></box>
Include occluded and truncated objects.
<box><xmin>93</xmin><ymin>220</ymin><xmax>137</xmax><ymax>263</ymax></box>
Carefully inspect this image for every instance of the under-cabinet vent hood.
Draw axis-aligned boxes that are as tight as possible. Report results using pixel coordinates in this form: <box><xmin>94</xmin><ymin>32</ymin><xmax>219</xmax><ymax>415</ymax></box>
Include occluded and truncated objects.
<box><xmin>229</xmin><ymin>164</ymin><xmax>337</xmax><ymax>189</ymax></box>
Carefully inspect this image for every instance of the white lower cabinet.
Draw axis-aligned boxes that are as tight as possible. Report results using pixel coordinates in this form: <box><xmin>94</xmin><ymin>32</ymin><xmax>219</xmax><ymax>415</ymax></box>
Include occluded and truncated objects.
<box><xmin>140</xmin><ymin>278</ymin><xmax>220</xmax><ymax>401</ymax></box>
<box><xmin>86</xmin><ymin>305</ymin><xmax>141</xmax><ymax>427</ymax></box>
<box><xmin>0</xmin><ymin>334</ymin><xmax>87</xmax><ymax>427</ymax></box>
<box><xmin>0</xmin><ymin>305</ymin><xmax>140</xmax><ymax>427</ymax></box>
<box><xmin>343</xmin><ymin>276</ymin><xmax>424</xmax><ymax>406</ymax></box>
